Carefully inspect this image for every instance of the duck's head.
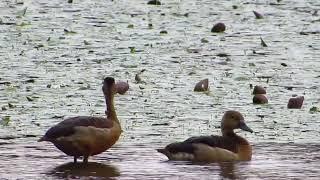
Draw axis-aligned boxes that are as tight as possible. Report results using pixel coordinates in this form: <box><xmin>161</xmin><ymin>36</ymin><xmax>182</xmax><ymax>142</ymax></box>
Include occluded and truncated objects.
<box><xmin>102</xmin><ymin>77</ymin><xmax>116</xmax><ymax>95</ymax></box>
<box><xmin>221</xmin><ymin>111</ymin><xmax>253</xmax><ymax>133</ymax></box>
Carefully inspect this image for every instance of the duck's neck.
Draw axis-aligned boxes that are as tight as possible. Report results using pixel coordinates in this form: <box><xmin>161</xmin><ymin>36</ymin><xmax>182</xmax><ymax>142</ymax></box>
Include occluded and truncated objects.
<box><xmin>221</xmin><ymin>128</ymin><xmax>236</xmax><ymax>137</ymax></box>
<box><xmin>104</xmin><ymin>91</ymin><xmax>119</xmax><ymax>124</ymax></box>
<box><xmin>221</xmin><ymin>128</ymin><xmax>250</xmax><ymax>145</ymax></box>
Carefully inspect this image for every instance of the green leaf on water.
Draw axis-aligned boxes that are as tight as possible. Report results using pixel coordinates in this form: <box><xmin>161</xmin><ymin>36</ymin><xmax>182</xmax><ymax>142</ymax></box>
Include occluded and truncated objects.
<box><xmin>249</xmin><ymin>63</ymin><xmax>256</xmax><ymax>66</ymax></box>
<box><xmin>201</xmin><ymin>38</ymin><xmax>209</xmax><ymax>43</ymax></box>
<box><xmin>1</xmin><ymin>116</ymin><xmax>11</xmax><ymax>126</ymax></box>
<box><xmin>16</xmin><ymin>22</ymin><xmax>31</xmax><ymax>27</ymax></box>
<box><xmin>127</xmin><ymin>24</ymin><xmax>134</xmax><ymax>28</ymax></box>
<box><xmin>309</xmin><ymin>106</ymin><xmax>320</xmax><ymax>113</ymax></box>
<box><xmin>129</xmin><ymin>47</ymin><xmax>136</xmax><ymax>53</ymax></box>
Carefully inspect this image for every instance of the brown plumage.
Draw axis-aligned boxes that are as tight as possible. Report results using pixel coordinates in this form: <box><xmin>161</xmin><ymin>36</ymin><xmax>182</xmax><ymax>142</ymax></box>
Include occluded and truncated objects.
<box><xmin>157</xmin><ymin>111</ymin><xmax>253</xmax><ymax>162</ymax></box>
<box><xmin>253</xmin><ymin>94</ymin><xmax>268</xmax><ymax>104</ymax></box>
<box><xmin>252</xmin><ymin>85</ymin><xmax>266</xmax><ymax>95</ymax></box>
<box><xmin>38</xmin><ymin>77</ymin><xmax>122</xmax><ymax>163</ymax></box>
<box><xmin>115</xmin><ymin>81</ymin><xmax>129</xmax><ymax>95</ymax></box>
<box><xmin>287</xmin><ymin>96</ymin><xmax>304</xmax><ymax>109</ymax></box>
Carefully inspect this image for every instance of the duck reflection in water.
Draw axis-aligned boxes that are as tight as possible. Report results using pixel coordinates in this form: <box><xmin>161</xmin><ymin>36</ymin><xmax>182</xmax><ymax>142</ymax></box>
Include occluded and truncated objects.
<box><xmin>217</xmin><ymin>162</ymin><xmax>237</xmax><ymax>180</ymax></box>
<box><xmin>47</xmin><ymin>162</ymin><xmax>120</xmax><ymax>179</ymax></box>
<box><xmin>194</xmin><ymin>161</ymin><xmax>243</xmax><ymax>179</ymax></box>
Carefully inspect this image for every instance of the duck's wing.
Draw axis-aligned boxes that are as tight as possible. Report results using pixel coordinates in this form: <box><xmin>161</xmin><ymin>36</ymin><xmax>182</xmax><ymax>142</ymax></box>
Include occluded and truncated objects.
<box><xmin>39</xmin><ymin>116</ymin><xmax>113</xmax><ymax>141</ymax></box>
<box><xmin>157</xmin><ymin>135</ymin><xmax>238</xmax><ymax>162</ymax></box>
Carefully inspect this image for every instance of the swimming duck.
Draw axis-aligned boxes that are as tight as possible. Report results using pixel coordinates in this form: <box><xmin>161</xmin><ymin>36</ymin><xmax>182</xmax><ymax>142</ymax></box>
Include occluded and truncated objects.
<box><xmin>252</xmin><ymin>85</ymin><xmax>266</xmax><ymax>95</ymax></box>
<box><xmin>253</xmin><ymin>94</ymin><xmax>268</xmax><ymax>104</ymax></box>
<box><xmin>38</xmin><ymin>77</ymin><xmax>122</xmax><ymax>163</ymax></box>
<box><xmin>157</xmin><ymin>111</ymin><xmax>253</xmax><ymax>162</ymax></box>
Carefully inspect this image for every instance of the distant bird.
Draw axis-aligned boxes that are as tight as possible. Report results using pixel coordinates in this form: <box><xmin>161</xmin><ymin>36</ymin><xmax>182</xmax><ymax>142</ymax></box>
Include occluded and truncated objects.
<box><xmin>38</xmin><ymin>77</ymin><xmax>122</xmax><ymax>163</ymax></box>
<box><xmin>287</xmin><ymin>96</ymin><xmax>304</xmax><ymax>109</ymax></box>
<box><xmin>252</xmin><ymin>85</ymin><xmax>266</xmax><ymax>95</ymax></box>
<box><xmin>194</xmin><ymin>78</ymin><xmax>209</xmax><ymax>92</ymax></box>
<box><xmin>115</xmin><ymin>81</ymin><xmax>129</xmax><ymax>95</ymax></box>
<box><xmin>253</xmin><ymin>94</ymin><xmax>268</xmax><ymax>104</ymax></box>
<box><xmin>157</xmin><ymin>111</ymin><xmax>253</xmax><ymax>162</ymax></box>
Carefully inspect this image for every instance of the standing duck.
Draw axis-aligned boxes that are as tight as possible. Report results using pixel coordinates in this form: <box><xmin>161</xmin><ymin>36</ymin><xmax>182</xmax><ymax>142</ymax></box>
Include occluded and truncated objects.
<box><xmin>38</xmin><ymin>77</ymin><xmax>122</xmax><ymax>163</ymax></box>
<box><xmin>157</xmin><ymin>111</ymin><xmax>253</xmax><ymax>162</ymax></box>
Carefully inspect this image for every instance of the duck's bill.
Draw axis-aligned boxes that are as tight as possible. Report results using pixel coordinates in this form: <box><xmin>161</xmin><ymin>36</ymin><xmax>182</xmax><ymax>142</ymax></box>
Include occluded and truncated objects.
<box><xmin>239</xmin><ymin>121</ymin><xmax>253</xmax><ymax>133</ymax></box>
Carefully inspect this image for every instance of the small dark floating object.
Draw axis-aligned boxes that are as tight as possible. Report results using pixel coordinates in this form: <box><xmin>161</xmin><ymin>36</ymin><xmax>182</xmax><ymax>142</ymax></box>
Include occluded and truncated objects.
<box><xmin>24</xmin><ymin>134</ymin><xmax>37</xmax><ymax>138</ymax></box>
<box><xmin>68</xmin><ymin>0</ymin><xmax>73</xmax><ymax>3</ymax></box>
<box><xmin>26</xmin><ymin>96</ymin><xmax>34</xmax><ymax>102</ymax></box>
<box><xmin>211</xmin><ymin>23</ymin><xmax>226</xmax><ymax>33</ymax></box>
<box><xmin>116</xmin><ymin>81</ymin><xmax>129</xmax><ymax>95</ymax></box>
<box><xmin>194</xmin><ymin>79</ymin><xmax>209</xmax><ymax>92</ymax></box>
<box><xmin>309</xmin><ymin>106</ymin><xmax>320</xmax><ymax>113</ymax></box>
<box><xmin>25</xmin><ymin>79</ymin><xmax>35</xmax><ymax>83</ymax></box>
<box><xmin>287</xmin><ymin>96</ymin><xmax>304</xmax><ymax>109</ymax></box>
<box><xmin>253</xmin><ymin>94</ymin><xmax>268</xmax><ymax>104</ymax></box>
<box><xmin>300</xmin><ymin>31</ymin><xmax>320</xmax><ymax>35</ymax></box>
<box><xmin>252</xmin><ymin>85</ymin><xmax>266</xmax><ymax>95</ymax></box>
<box><xmin>152</xmin><ymin>122</ymin><xmax>170</xmax><ymax>126</ymax></box>
<box><xmin>216</xmin><ymin>53</ymin><xmax>229</xmax><ymax>57</ymax></box>
<box><xmin>256</xmin><ymin>115</ymin><xmax>265</xmax><ymax>119</ymax></box>
<box><xmin>147</xmin><ymin>0</ymin><xmax>161</xmax><ymax>5</ymax></box>
<box><xmin>201</xmin><ymin>38</ymin><xmax>209</xmax><ymax>43</ymax></box>
<box><xmin>260</xmin><ymin>37</ymin><xmax>268</xmax><ymax>47</ymax></box>
<box><xmin>135</xmin><ymin>69</ymin><xmax>145</xmax><ymax>83</ymax></box>
<box><xmin>8</xmin><ymin>103</ymin><xmax>15</xmax><ymax>108</ymax></box>
<box><xmin>281</xmin><ymin>63</ymin><xmax>287</xmax><ymax>67</ymax></box>
<box><xmin>186</xmin><ymin>48</ymin><xmax>201</xmax><ymax>53</ymax></box>
<box><xmin>253</xmin><ymin>11</ymin><xmax>263</xmax><ymax>19</ymax></box>
<box><xmin>160</xmin><ymin>30</ymin><xmax>168</xmax><ymax>34</ymax></box>
<box><xmin>284</xmin><ymin>86</ymin><xmax>293</xmax><ymax>90</ymax></box>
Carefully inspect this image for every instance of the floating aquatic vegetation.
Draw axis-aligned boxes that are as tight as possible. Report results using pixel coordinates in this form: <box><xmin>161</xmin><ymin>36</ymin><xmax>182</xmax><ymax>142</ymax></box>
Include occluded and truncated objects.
<box><xmin>147</xmin><ymin>0</ymin><xmax>161</xmax><ymax>5</ymax></box>
<box><xmin>1</xmin><ymin>116</ymin><xmax>11</xmax><ymax>126</ymax></box>
<box><xmin>309</xmin><ymin>106</ymin><xmax>320</xmax><ymax>113</ymax></box>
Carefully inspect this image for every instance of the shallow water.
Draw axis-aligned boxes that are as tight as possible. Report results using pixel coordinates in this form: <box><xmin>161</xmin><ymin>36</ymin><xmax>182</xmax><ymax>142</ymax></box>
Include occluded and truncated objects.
<box><xmin>1</xmin><ymin>0</ymin><xmax>320</xmax><ymax>179</ymax></box>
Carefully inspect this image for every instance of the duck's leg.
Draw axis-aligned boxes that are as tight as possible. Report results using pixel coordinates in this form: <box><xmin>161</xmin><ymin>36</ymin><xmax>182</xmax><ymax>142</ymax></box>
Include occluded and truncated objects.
<box><xmin>74</xmin><ymin>156</ymin><xmax>78</xmax><ymax>163</ymax></box>
<box><xmin>83</xmin><ymin>155</ymin><xmax>89</xmax><ymax>163</ymax></box>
